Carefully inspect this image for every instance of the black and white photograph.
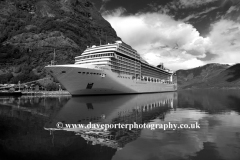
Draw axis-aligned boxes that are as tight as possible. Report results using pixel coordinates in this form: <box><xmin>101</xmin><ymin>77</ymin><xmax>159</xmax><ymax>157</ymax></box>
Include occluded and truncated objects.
<box><xmin>0</xmin><ymin>0</ymin><xmax>240</xmax><ymax>160</ymax></box>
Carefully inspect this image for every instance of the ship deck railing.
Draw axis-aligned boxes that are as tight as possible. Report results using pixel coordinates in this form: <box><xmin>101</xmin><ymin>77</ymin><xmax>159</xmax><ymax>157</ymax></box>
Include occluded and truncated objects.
<box><xmin>133</xmin><ymin>78</ymin><xmax>175</xmax><ymax>84</ymax></box>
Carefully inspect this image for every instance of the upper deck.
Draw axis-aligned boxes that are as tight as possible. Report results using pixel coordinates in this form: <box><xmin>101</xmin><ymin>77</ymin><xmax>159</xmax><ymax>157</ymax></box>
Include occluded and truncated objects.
<box><xmin>76</xmin><ymin>41</ymin><xmax>140</xmax><ymax>60</ymax></box>
<box><xmin>74</xmin><ymin>41</ymin><xmax>173</xmax><ymax>78</ymax></box>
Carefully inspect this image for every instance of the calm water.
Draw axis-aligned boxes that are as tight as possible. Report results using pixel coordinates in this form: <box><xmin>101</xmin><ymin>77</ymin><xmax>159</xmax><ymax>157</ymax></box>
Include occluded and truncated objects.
<box><xmin>0</xmin><ymin>90</ymin><xmax>240</xmax><ymax>160</ymax></box>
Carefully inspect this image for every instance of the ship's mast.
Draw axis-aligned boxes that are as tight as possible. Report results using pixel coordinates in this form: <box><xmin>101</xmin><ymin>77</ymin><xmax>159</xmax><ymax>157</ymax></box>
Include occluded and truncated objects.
<box><xmin>99</xmin><ymin>37</ymin><xmax>101</xmax><ymax>45</ymax></box>
<box><xmin>51</xmin><ymin>49</ymin><xmax>56</xmax><ymax>65</ymax></box>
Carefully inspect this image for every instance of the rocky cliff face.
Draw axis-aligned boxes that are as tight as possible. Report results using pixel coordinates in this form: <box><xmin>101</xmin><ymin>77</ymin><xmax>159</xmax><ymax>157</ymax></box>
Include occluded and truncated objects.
<box><xmin>177</xmin><ymin>63</ymin><xmax>240</xmax><ymax>89</ymax></box>
<box><xmin>0</xmin><ymin>0</ymin><xmax>120</xmax><ymax>83</ymax></box>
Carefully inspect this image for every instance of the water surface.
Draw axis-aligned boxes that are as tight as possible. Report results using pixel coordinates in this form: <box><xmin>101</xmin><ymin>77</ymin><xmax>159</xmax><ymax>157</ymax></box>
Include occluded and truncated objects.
<box><xmin>0</xmin><ymin>90</ymin><xmax>240</xmax><ymax>160</ymax></box>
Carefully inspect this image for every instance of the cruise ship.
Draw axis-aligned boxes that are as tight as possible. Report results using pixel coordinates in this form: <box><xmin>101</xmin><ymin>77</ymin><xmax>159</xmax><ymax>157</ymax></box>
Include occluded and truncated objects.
<box><xmin>45</xmin><ymin>41</ymin><xmax>177</xmax><ymax>95</ymax></box>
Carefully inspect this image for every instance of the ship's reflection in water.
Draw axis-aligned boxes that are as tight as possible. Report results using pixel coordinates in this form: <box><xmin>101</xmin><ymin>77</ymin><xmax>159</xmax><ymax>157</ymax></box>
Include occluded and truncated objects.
<box><xmin>44</xmin><ymin>92</ymin><xmax>177</xmax><ymax>150</ymax></box>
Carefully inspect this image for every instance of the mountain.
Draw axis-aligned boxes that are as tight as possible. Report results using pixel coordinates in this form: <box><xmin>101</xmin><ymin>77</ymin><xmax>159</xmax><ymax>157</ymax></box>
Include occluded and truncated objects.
<box><xmin>0</xmin><ymin>0</ymin><xmax>120</xmax><ymax>84</ymax></box>
<box><xmin>177</xmin><ymin>63</ymin><xmax>240</xmax><ymax>89</ymax></box>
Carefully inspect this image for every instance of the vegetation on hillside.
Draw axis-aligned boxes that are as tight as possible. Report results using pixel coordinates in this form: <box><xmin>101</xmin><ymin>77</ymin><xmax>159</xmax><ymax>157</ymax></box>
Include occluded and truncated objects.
<box><xmin>177</xmin><ymin>63</ymin><xmax>240</xmax><ymax>89</ymax></box>
<box><xmin>0</xmin><ymin>0</ymin><xmax>120</xmax><ymax>84</ymax></box>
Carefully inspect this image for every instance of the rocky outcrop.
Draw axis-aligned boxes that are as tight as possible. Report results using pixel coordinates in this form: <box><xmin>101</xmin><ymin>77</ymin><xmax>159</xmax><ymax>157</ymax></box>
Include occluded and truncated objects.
<box><xmin>0</xmin><ymin>0</ymin><xmax>120</xmax><ymax>83</ymax></box>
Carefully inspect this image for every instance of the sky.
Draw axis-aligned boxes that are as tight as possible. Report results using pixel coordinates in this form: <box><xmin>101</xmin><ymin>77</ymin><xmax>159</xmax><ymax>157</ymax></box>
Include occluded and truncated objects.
<box><xmin>90</xmin><ymin>0</ymin><xmax>240</xmax><ymax>70</ymax></box>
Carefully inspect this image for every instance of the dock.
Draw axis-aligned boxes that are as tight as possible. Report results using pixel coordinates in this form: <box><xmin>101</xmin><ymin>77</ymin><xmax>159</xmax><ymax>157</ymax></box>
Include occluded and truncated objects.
<box><xmin>22</xmin><ymin>91</ymin><xmax>71</xmax><ymax>95</ymax></box>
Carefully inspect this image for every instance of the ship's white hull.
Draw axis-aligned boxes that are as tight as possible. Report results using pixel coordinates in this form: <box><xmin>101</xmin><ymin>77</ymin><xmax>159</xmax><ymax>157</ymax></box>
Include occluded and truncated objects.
<box><xmin>46</xmin><ymin>64</ymin><xmax>177</xmax><ymax>96</ymax></box>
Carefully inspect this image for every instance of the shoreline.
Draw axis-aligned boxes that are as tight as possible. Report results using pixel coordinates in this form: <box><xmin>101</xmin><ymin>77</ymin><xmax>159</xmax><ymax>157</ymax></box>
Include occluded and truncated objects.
<box><xmin>22</xmin><ymin>91</ymin><xmax>71</xmax><ymax>95</ymax></box>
